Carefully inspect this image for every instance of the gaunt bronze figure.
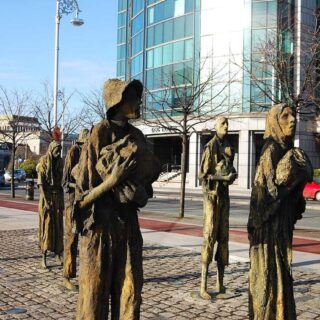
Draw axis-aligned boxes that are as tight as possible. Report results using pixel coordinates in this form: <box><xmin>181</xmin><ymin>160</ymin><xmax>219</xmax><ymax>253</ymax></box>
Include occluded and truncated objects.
<box><xmin>199</xmin><ymin>116</ymin><xmax>237</xmax><ymax>299</ymax></box>
<box><xmin>74</xmin><ymin>79</ymin><xmax>160</xmax><ymax>320</ymax></box>
<box><xmin>248</xmin><ymin>104</ymin><xmax>313</xmax><ymax>320</ymax></box>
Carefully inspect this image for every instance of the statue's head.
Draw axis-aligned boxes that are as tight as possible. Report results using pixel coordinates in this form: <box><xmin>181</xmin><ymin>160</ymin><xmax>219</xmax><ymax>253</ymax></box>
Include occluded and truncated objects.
<box><xmin>77</xmin><ymin>128</ymin><xmax>89</xmax><ymax>144</ymax></box>
<box><xmin>264</xmin><ymin>104</ymin><xmax>296</xmax><ymax>145</ymax></box>
<box><xmin>103</xmin><ymin>79</ymin><xmax>143</xmax><ymax>120</ymax></box>
<box><xmin>214</xmin><ymin>116</ymin><xmax>228</xmax><ymax>139</ymax></box>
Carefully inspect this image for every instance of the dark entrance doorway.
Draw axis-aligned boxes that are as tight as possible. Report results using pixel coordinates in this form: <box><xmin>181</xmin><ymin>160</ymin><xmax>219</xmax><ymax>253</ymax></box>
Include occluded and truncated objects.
<box><xmin>147</xmin><ymin>136</ymin><xmax>189</xmax><ymax>172</ymax></box>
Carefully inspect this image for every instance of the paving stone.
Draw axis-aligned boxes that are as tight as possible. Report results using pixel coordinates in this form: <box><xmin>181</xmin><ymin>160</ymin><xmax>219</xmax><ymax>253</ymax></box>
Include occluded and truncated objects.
<box><xmin>0</xmin><ymin>229</ymin><xmax>319</xmax><ymax>319</ymax></box>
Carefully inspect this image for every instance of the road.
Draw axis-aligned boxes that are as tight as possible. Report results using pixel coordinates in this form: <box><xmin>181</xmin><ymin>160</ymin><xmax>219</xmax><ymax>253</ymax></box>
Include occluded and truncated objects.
<box><xmin>1</xmin><ymin>184</ymin><xmax>320</xmax><ymax>230</ymax></box>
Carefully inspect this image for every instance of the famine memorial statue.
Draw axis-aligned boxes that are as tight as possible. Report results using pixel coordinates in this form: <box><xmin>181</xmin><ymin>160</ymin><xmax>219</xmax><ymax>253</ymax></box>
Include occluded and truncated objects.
<box><xmin>248</xmin><ymin>104</ymin><xmax>313</xmax><ymax>320</ymax></box>
<box><xmin>62</xmin><ymin>128</ymin><xmax>89</xmax><ymax>290</ymax></box>
<box><xmin>74</xmin><ymin>79</ymin><xmax>161</xmax><ymax>320</ymax></box>
<box><xmin>199</xmin><ymin>116</ymin><xmax>237</xmax><ymax>299</ymax></box>
<box><xmin>37</xmin><ymin>129</ymin><xmax>64</xmax><ymax>269</ymax></box>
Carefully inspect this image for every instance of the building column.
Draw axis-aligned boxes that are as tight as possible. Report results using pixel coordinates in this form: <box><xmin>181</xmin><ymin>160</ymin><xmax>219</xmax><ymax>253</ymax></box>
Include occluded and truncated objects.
<box><xmin>238</xmin><ymin>130</ymin><xmax>250</xmax><ymax>189</ymax></box>
<box><xmin>188</xmin><ymin>132</ymin><xmax>198</xmax><ymax>187</ymax></box>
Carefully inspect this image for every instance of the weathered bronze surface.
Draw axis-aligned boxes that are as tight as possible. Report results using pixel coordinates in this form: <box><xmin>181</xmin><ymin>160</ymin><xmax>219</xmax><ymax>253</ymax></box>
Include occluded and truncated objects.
<box><xmin>74</xmin><ymin>79</ymin><xmax>160</xmax><ymax>319</ymax></box>
<box><xmin>62</xmin><ymin>129</ymin><xmax>89</xmax><ymax>291</ymax></box>
<box><xmin>199</xmin><ymin>116</ymin><xmax>237</xmax><ymax>300</ymax></box>
<box><xmin>36</xmin><ymin>140</ymin><xmax>64</xmax><ymax>269</ymax></box>
<box><xmin>248</xmin><ymin>104</ymin><xmax>313</xmax><ymax>320</ymax></box>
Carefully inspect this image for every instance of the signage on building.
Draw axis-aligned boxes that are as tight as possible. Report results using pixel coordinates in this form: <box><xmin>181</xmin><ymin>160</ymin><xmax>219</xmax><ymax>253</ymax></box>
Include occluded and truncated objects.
<box><xmin>150</xmin><ymin>126</ymin><xmax>176</xmax><ymax>134</ymax></box>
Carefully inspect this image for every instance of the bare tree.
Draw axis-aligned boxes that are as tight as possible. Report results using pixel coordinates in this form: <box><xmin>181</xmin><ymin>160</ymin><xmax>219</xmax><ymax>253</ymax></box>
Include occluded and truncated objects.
<box><xmin>142</xmin><ymin>59</ymin><xmax>240</xmax><ymax>218</ymax></box>
<box><xmin>79</xmin><ymin>87</ymin><xmax>107</xmax><ymax>127</ymax></box>
<box><xmin>32</xmin><ymin>82</ymin><xmax>85</xmax><ymax>146</ymax></box>
<box><xmin>0</xmin><ymin>86</ymin><xmax>37</xmax><ymax>197</ymax></box>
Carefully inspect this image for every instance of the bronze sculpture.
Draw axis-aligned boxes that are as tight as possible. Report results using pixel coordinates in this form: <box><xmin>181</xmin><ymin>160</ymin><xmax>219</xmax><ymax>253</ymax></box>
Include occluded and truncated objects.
<box><xmin>74</xmin><ymin>79</ymin><xmax>160</xmax><ymax>319</ymax></box>
<box><xmin>199</xmin><ymin>116</ymin><xmax>237</xmax><ymax>300</ymax></box>
<box><xmin>62</xmin><ymin>128</ymin><xmax>89</xmax><ymax>290</ymax></box>
<box><xmin>37</xmin><ymin>132</ymin><xmax>64</xmax><ymax>269</ymax></box>
<box><xmin>248</xmin><ymin>104</ymin><xmax>313</xmax><ymax>319</ymax></box>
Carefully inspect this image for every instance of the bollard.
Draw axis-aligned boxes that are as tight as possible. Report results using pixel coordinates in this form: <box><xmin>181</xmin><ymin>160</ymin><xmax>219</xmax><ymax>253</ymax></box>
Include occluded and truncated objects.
<box><xmin>26</xmin><ymin>180</ymin><xmax>34</xmax><ymax>201</ymax></box>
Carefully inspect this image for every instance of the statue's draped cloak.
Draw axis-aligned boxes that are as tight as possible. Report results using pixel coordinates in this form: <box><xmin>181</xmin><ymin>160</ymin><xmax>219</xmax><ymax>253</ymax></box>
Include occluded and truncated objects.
<box><xmin>37</xmin><ymin>142</ymin><xmax>64</xmax><ymax>254</ymax></box>
<box><xmin>248</xmin><ymin>105</ymin><xmax>309</xmax><ymax>320</ymax></box>
<box><xmin>75</xmin><ymin>119</ymin><xmax>160</xmax><ymax>320</ymax></box>
<box><xmin>62</xmin><ymin>143</ymin><xmax>81</xmax><ymax>278</ymax></box>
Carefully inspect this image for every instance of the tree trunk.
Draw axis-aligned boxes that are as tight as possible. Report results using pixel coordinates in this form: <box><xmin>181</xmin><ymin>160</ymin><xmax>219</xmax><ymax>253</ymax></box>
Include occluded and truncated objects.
<box><xmin>11</xmin><ymin>142</ymin><xmax>15</xmax><ymax>198</ymax></box>
<box><xmin>179</xmin><ymin>133</ymin><xmax>188</xmax><ymax>218</ymax></box>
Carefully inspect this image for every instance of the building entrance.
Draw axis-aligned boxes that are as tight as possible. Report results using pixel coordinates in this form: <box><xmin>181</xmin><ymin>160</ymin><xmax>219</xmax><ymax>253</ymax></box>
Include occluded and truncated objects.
<box><xmin>147</xmin><ymin>136</ymin><xmax>189</xmax><ymax>172</ymax></box>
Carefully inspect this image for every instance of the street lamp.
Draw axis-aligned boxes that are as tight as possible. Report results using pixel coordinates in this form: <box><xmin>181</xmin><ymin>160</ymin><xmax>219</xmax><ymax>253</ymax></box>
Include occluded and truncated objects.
<box><xmin>53</xmin><ymin>0</ymin><xmax>84</xmax><ymax>128</ymax></box>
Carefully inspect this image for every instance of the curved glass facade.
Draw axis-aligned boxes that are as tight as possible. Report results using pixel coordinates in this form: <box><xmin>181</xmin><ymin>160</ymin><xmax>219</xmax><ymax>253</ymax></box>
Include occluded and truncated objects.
<box><xmin>117</xmin><ymin>0</ymin><xmax>295</xmax><ymax>115</ymax></box>
<box><xmin>117</xmin><ymin>0</ymin><xmax>196</xmax><ymax>117</ymax></box>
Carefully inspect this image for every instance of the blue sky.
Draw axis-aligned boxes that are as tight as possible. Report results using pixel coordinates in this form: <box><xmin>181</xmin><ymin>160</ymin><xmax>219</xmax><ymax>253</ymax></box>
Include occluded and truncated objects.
<box><xmin>0</xmin><ymin>0</ymin><xmax>117</xmax><ymax>97</ymax></box>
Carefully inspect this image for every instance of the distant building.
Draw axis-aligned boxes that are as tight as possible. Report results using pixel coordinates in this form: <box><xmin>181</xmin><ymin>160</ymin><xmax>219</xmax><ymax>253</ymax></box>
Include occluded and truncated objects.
<box><xmin>117</xmin><ymin>0</ymin><xmax>320</xmax><ymax>188</ymax></box>
<box><xmin>0</xmin><ymin>115</ymin><xmax>76</xmax><ymax>167</ymax></box>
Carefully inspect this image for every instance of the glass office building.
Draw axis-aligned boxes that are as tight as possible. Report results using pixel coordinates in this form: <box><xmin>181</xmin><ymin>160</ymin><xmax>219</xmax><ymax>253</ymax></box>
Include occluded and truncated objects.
<box><xmin>117</xmin><ymin>0</ymin><xmax>320</xmax><ymax>188</ymax></box>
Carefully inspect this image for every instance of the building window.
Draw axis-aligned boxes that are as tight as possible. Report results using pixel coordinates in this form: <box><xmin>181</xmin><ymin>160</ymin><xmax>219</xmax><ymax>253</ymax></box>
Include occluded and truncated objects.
<box><xmin>133</xmin><ymin>0</ymin><xmax>144</xmax><ymax>16</ymax></box>
<box><xmin>132</xmin><ymin>32</ymin><xmax>144</xmax><ymax>56</ymax></box>
<box><xmin>118</xmin><ymin>0</ymin><xmax>127</xmax><ymax>12</ymax></box>
<box><xmin>131</xmin><ymin>54</ymin><xmax>143</xmax><ymax>76</ymax></box>
<box><xmin>132</xmin><ymin>12</ymin><xmax>144</xmax><ymax>35</ymax></box>
<box><xmin>117</xmin><ymin>44</ymin><xmax>126</xmax><ymax>60</ymax></box>
<box><xmin>118</xmin><ymin>11</ymin><xmax>127</xmax><ymax>28</ymax></box>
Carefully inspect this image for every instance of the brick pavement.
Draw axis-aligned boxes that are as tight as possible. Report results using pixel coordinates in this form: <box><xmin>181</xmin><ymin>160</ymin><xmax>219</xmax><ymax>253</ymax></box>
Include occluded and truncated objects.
<box><xmin>0</xmin><ymin>229</ymin><xmax>320</xmax><ymax>319</ymax></box>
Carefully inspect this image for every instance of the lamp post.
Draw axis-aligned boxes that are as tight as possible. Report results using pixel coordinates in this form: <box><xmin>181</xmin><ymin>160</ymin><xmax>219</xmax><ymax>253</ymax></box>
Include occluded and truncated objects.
<box><xmin>53</xmin><ymin>0</ymin><xmax>84</xmax><ymax>128</ymax></box>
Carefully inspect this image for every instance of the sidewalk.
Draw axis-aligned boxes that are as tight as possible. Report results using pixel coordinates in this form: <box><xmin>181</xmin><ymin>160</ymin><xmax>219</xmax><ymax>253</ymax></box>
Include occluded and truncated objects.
<box><xmin>0</xmin><ymin>208</ymin><xmax>320</xmax><ymax>319</ymax></box>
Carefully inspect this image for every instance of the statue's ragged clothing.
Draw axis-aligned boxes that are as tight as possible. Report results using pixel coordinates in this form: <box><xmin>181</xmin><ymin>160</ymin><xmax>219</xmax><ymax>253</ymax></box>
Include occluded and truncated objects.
<box><xmin>248</xmin><ymin>105</ymin><xmax>313</xmax><ymax>320</ymax></box>
<box><xmin>37</xmin><ymin>141</ymin><xmax>64</xmax><ymax>255</ymax></box>
<box><xmin>75</xmin><ymin>119</ymin><xmax>160</xmax><ymax>320</ymax></box>
<box><xmin>199</xmin><ymin>135</ymin><xmax>235</xmax><ymax>266</ymax></box>
<box><xmin>62</xmin><ymin>143</ymin><xmax>81</xmax><ymax>279</ymax></box>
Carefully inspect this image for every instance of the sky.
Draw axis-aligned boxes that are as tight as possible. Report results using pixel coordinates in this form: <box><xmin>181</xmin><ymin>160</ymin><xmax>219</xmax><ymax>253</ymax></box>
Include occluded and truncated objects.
<box><xmin>0</xmin><ymin>0</ymin><xmax>117</xmax><ymax>106</ymax></box>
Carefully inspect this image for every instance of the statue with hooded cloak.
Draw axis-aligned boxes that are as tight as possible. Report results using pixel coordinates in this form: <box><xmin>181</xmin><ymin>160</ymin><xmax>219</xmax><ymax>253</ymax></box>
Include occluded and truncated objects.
<box><xmin>248</xmin><ymin>104</ymin><xmax>313</xmax><ymax>320</ymax></box>
<box><xmin>62</xmin><ymin>128</ymin><xmax>89</xmax><ymax>290</ymax></box>
<box><xmin>74</xmin><ymin>79</ymin><xmax>161</xmax><ymax>320</ymax></box>
<box><xmin>37</xmin><ymin>129</ymin><xmax>64</xmax><ymax>269</ymax></box>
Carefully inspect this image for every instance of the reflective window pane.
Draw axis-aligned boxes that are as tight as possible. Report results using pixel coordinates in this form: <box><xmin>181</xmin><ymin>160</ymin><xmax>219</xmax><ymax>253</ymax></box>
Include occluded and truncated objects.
<box><xmin>252</xmin><ymin>2</ymin><xmax>267</xmax><ymax>28</ymax></box>
<box><xmin>133</xmin><ymin>0</ymin><xmax>144</xmax><ymax>16</ymax></box>
<box><xmin>164</xmin><ymin>19</ymin><xmax>173</xmax><ymax>42</ymax></box>
<box><xmin>132</xmin><ymin>12</ymin><xmax>144</xmax><ymax>35</ymax></box>
<box><xmin>174</xmin><ymin>0</ymin><xmax>185</xmax><ymax>16</ymax></box>
<box><xmin>154</xmin><ymin>46</ymin><xmax>163</xmax><ymax>67</ymax></box>
<box><xmin>173</xmin><ymin>41</ymin><xmax>184</xmax><ymax>62</ymax></box>
<box><xmin>132</xmin><ymin>32</ymin><xmax>144</xmax><ymax>56</ymax></box>
<box><xmin>163</xmin><ymin>43</ymin><xmax>173</xmax><ymax>65</ymax></box>
<box><xmin>185</xmin><ymin>39</ymin><xmax>193</xmax><ymax>60</ymax></box>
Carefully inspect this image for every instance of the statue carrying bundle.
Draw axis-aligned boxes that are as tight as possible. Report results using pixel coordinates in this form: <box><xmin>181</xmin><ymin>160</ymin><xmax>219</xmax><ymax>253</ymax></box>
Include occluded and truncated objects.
<box><xmin>96</xmin><ymin>134</ymin><xmax>160</xmax><ymax>207</ymax></box>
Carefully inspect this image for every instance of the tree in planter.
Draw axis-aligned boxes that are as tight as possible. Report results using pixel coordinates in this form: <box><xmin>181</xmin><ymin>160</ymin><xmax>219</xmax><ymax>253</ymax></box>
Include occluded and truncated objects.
<box><xmin>142</xmin><ymin>60</ymin><xmax>240</xmax><ymax>218</ymax></box>
<box><xmin>20</xmin><ymin>158</ymin><xmax>37</xmax><ymax>179</ymax></box>
<box><xmin>0</xmin><ymin>86</ymin><xmax>36</xmax><ymax>197</ymax></box>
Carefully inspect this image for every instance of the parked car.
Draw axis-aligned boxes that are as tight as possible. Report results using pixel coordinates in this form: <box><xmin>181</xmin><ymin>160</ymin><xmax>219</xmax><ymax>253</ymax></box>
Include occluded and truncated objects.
<box><xmin>303</xmin><ymin>177</ymin><xmax>320</xmax><ymax>201</ymax></box>
<box><xmin>4</xmin><ymin>169</ymin><xmax>27</xmax><ymax>182</ymax></box>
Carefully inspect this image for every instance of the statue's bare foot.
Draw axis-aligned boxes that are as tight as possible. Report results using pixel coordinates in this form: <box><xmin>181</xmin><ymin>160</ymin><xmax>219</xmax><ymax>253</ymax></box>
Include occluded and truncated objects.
<box><xmin>55</xmin><ymin>254</ymin><xmax>63</xmax><ymax>266</ymax></box>
<box><xmin>40</xmin><ymin>260</ymin><xmax>48</xmax><ymax>270</ymax></box>
<box><xmin>216</xmin><ymin>284</ymin><xmax>226</xmax><ymax>294</ymax></box>
<box><xmin>63</xmin><ymin>278</ymin><xmax>77</xmax><ymax>291</ymax></box>
<box><xmin>200</xmin><ymin>289</ymin><xmax>211</xmax><ymax>300</ymax></box>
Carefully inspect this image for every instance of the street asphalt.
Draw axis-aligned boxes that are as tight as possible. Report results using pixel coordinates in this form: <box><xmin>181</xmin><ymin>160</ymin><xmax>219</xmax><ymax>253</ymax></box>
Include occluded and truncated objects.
<box><xmin>1</xmin><ymin>183</ymin><xmax>320</xmax><ymax>231</ymax></box>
